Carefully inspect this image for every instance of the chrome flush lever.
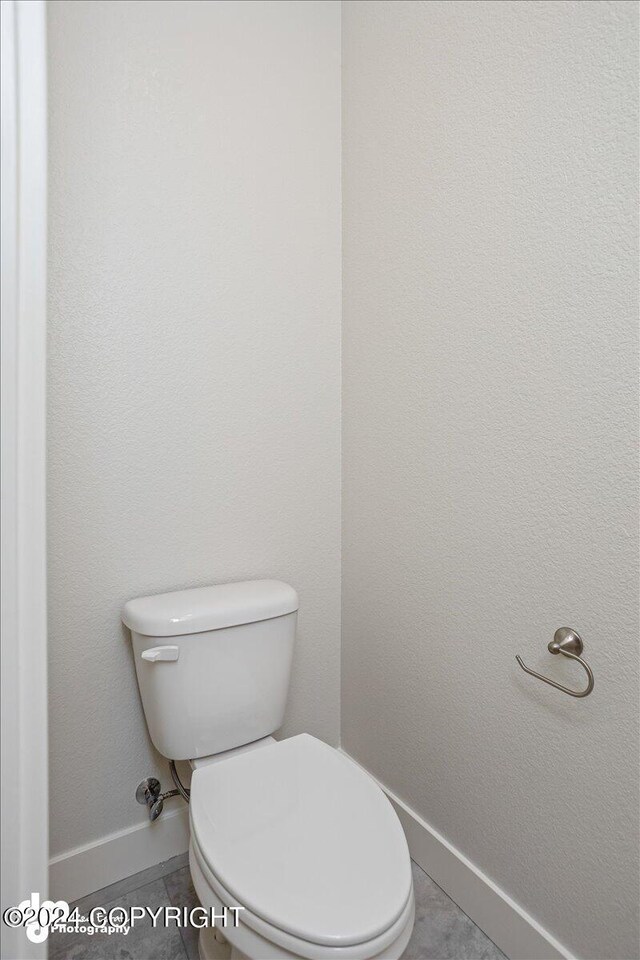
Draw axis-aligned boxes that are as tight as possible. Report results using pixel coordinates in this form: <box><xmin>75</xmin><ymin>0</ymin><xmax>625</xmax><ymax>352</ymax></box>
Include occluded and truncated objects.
<box><xmin>516</xmin><ymin>627</ymin><xmax>594</xmax><ymax>698</ymax></box>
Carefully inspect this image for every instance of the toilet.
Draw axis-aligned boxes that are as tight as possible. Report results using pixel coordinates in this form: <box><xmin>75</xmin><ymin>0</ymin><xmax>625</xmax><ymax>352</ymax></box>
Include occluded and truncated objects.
<box><xmin>123</xmin><ymin>580</ymin><xmax>415</xmax><ymax>960</ymax></box>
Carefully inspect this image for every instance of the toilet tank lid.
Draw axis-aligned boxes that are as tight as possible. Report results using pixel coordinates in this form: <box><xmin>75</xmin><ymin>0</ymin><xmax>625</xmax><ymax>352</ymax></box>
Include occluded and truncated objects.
<box><xmin>122</xmin><ymin>580</ymin><xmax>298</xmax><ymax>637</ymax></box>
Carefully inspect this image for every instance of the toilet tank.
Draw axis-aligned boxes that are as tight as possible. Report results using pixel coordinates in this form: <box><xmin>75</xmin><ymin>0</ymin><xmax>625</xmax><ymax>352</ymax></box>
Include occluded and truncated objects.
<box><xmin>122</xmin><ymin>580</ymin><xmax>298</xmax><ymax>761</ymax></box>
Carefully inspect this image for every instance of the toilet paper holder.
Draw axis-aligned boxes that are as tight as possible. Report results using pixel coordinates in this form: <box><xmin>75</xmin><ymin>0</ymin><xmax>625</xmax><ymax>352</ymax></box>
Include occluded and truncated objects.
<box><xmin>516</xmin><ymin>627</ymin><xmax>594</xmax><ymax>698</ymax></box>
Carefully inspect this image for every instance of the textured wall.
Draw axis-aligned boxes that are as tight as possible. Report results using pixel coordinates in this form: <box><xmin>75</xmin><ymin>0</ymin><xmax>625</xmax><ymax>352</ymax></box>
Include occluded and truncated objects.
<box><xmin>342</xmin><ymin>3</ymin><xmax>638</xmax><ymax>959</ymax></box>
<box><xmin>48</xmin><ymin>0</ymin><xmax>341</xmax><ymax>858</ymax></box>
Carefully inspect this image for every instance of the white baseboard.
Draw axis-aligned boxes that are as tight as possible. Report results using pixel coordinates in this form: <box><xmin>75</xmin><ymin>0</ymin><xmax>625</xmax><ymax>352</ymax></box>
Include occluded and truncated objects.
<box><xmin>339</xmin><ymin>749</ymin><xmax>573</xmax><ymax>960</ymax></box>
<box><xmin>50</xmin><ymin>750</ymin><xmax>573</xmax><ymax>960</ymax></box>
<box><xmin>49</xmin><ymin>805</ymin><xmax>190</xmax><ymax>904</ymax></box>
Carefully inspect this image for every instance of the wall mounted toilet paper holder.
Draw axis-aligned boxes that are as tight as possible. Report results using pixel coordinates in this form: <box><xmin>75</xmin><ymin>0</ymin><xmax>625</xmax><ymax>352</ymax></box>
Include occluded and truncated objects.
<box><xmin>516</xmin><ymin>627</ymin><xmax>594</xmax><ymax>698</ymax></box>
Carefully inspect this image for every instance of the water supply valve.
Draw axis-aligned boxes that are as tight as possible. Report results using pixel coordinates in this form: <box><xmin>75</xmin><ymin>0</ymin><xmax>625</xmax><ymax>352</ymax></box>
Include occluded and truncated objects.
<box><xmin>135</xmin><ymin>777</ymin><xmax>180</xmax><ymax>821</ymax></box>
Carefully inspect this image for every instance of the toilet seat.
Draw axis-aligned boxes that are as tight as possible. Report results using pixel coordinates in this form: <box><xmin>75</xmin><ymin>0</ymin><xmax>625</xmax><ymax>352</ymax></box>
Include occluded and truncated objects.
<box><xmin>190</xmin><ymin>841</ymin><xmax>415</xmax><ymax>960</ymax></box>
<box><xmin>189</xmin><ymin>735</ymin><xmax>413</xmax><ymax>956</ymax></box>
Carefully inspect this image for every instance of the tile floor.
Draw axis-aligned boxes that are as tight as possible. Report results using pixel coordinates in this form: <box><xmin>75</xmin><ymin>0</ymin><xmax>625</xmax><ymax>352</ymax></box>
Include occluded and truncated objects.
<box><xmin>48</xmin><ymin>853</ymin><xmax>506</xmax><ymax>960</ymax></box>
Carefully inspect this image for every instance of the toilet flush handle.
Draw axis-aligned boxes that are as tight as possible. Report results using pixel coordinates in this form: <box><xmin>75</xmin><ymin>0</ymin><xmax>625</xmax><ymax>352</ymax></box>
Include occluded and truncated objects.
<box><xmin>141</xmin><ymin>645</ymin><xmax>179</xmax><ymax>662</ymax></box>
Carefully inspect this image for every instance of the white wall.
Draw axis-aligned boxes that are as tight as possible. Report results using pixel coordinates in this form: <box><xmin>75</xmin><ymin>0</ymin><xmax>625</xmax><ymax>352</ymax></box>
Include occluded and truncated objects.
<box><xmin>342</xmin><ymin>3</ymin><xmax>638</xmax><ymax>960</ymax></box>
<box><xmin>48</xmin><ymin>0</ymin><xmax>341</xmax><ymax>859</ymax></box>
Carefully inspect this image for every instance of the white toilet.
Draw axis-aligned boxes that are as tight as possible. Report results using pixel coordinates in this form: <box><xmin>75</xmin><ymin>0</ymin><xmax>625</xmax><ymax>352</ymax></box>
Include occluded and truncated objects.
<box><xmin>123</xmin><ymin>580</ymin><xmax>415</xmax><ymax>960</ymax></box>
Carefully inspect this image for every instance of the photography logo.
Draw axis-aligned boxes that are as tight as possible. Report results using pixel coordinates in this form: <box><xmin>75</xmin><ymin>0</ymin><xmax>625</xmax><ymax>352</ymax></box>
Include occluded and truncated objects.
<box><xmin>3</xmin><ymin>893</ymin><xmax>244</xmax><ymax>944</ymax></box>
<box><xmin>2</xmin><ymin>893</ymin><xmax>70</xmax><ymax>943</ymax></box>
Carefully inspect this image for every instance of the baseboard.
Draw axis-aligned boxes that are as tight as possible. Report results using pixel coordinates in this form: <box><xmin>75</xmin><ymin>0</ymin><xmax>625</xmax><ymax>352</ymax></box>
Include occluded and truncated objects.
<box><xmin>49</xmin><ymin>804</ymin><xmax>190</xmax><ymax>904</ymax></box>
<box><xmin>339</xmin><ymin>749</ymin><xmax>573</xmax><ymax>960</ymax></box>
<box><xmin>50</xmin><ymin>751</ymin><xmax>573</xmax><ymax>959</ymax></box>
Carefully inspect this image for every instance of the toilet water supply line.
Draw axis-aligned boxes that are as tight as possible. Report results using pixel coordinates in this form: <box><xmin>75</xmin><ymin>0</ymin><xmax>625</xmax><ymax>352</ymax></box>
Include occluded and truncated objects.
<box><xmin>136</xmin><ymin>761</ymin><xmax>190</xmax><ymax>821</ymax></box>
<box><xmin>170</xmin><ymin>760</ymin><xmax>191</xmax><ymax>802</ymax></box>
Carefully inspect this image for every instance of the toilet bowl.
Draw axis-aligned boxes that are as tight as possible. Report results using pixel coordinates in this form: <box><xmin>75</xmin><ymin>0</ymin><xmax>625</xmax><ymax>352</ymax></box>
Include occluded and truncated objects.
<box><xmin>189</xmin><ymin>735</ymin><xmax>414</xmax><ymax>960</ymax></box>
<box><xmin>123</xmin><ymin>581</ymin><xmax>415</xmax><ymax>959</ymax></box>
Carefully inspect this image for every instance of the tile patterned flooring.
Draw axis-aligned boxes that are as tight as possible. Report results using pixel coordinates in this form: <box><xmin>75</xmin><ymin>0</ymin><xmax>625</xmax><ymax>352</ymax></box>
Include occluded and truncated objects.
<box><xmin>48</xmin><ymin>853</ymin><xmax>507</xmax><ymax>960</ymax></box>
